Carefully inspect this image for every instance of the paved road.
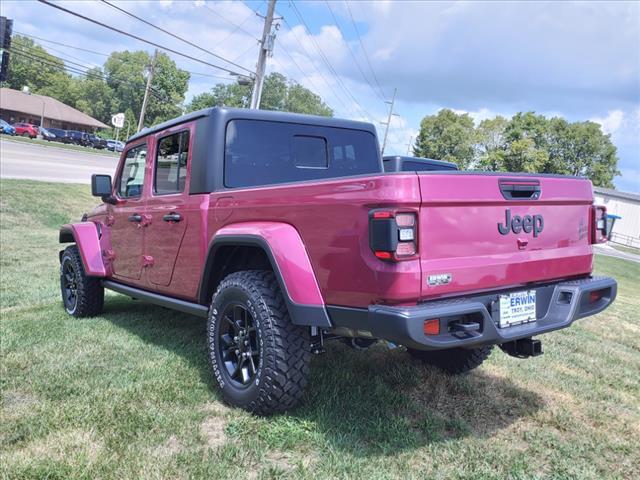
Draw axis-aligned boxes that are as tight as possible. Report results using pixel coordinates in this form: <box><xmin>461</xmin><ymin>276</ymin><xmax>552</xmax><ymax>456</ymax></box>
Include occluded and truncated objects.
<box><xmin>1</xmin><ymin>138</ymin><xmax>119</xmax><ymax>184</ymax></box>
<box><xmin>593</xmin><ymin>244</ymin><xmax>640</xmax><ymax>264</ymax></box>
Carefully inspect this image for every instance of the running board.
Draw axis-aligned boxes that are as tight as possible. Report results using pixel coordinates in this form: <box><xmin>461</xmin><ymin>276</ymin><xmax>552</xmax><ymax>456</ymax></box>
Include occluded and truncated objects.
<box><xmin>102</xmin><ymin>280</ymin><xmax>209</xmax><ymax>318</ymax></box>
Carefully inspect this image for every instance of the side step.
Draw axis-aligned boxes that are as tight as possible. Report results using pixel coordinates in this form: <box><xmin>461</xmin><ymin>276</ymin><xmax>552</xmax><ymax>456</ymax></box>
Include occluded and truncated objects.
<box><xmin>102</xmin><ymin>280</ymin><xmax>209</xmax><ymax>318</ymax></box>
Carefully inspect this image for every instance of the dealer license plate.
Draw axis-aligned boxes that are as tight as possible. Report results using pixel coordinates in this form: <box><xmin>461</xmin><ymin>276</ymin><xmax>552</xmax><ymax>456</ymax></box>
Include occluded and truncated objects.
<box><xmin>499</xmin><ymin>290</ymin><xmax>536</xmax><ymax>327</ymax></box>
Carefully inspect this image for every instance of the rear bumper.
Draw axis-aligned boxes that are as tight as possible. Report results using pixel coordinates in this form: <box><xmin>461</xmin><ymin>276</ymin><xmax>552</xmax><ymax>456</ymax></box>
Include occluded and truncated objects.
<box><xmin>327</xmin><ymin>276</ymin><xmax>616</xmax><ymax>351</ymax></box>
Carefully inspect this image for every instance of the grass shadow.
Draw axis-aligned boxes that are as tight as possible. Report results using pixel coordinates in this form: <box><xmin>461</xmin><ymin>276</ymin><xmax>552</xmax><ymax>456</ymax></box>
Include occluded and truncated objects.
<box><xmin>102</xmin><ymin>295</ymin><xmax>544</xmax><ymax>457</ymax></box>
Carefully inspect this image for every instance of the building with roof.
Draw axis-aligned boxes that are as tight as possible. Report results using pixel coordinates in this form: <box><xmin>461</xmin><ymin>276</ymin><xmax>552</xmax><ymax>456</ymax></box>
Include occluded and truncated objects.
<box><xmin>0</xmin><ymin>87</ymin><xmax>108</xmax><ymax>131</ymax></box>
<box><xmin>593</xmin><ymin>186</ymin><xmax>640</xmax><ymax>248</ymax></box>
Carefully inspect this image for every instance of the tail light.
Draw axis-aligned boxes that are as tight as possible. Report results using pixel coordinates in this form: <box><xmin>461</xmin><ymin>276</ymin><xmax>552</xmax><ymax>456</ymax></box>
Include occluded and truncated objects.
<box><xmin>591</xmin><ymin>205</ymin><xmax>608</xmax><ymax>244</ymax></box>
<box><xmin>369</xmin><ymin>210</ymin><xmax>418</xmax><ymax>261</ymax></box>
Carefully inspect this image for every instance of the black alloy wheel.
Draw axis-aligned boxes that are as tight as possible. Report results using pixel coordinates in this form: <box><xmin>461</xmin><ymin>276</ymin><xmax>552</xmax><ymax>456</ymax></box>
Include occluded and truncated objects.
<box><xmin>218</xmin><ymin>303</ymin><xmax>260</xmax><ymax>387</ymax></box>
<box><xmin>61</xmin><ymin>257</ymin><xmax>79</xmax><ymax>314</ymax></box>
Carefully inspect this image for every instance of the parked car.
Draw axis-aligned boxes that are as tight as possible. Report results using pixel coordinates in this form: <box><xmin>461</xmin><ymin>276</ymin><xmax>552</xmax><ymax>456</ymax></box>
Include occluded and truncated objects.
<box><xmin>12</xmin><ymin>122</ymin><xmax>39</xmax><ymax>138</ymax></box>
<box><xmin>106</xmin><ymin>139</ymin><xmax>125</xmax><ymax>152</ymax></box>
<box><xmin>46</xmin><ymin>128</ymin><xmax>71</xmax><ymax>144</ymax></box>
<box><xmin>0</xmin><ymin>119</ymin><xmax>16</xmax><ymax>135</ymax></box>
<box><xmin>66</xmin><ymin>130</ymin><xmax>90</xmax><ymax>146</ymax></box>
<box><xmin>86</xmin><ymin>133</ymin><xmax>107</xmax><ymax>149</ymax></box>
<box><xmin>58</xmin><ymin>107</ymin><xmax>617</xmax><ymax>415</ymax></box>
<box><xmin>39</xmin><ymin>127</ymin><xmax>57</xmax><ymax>141</ymax></box>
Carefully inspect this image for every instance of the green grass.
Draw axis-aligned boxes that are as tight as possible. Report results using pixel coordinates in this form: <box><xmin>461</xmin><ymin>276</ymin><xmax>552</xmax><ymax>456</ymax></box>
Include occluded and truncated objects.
<box><xmin>1</xmin><ymin>179</ymin><xmax>639</xmax><ymax>479</ymax></box>
<box><xmin>1</xmin><ymin>135</ymin><xmax>118</xmax><ymax>156</ymax></box>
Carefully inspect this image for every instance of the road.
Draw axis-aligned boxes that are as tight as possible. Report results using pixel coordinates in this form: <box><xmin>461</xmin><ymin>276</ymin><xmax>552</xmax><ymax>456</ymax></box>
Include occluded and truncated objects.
<box><xmin>1</xmin><ymin>138</ymin><xmax>119</xmax><ymax>184</ymax></box>
<box><xmin>593</xmin><ymin>244</ymin><xmax>640</xmax><ymax>264</ymax></box>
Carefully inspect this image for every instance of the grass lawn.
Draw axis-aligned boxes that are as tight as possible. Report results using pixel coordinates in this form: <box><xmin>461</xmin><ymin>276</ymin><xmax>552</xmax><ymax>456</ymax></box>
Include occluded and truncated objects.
<box><xmin>1</xmin><ymin>179</ymin><xmax>639</xmax><ymax>479</ymax></box>
<box><xmin>1</xmin><ymin>135</ymin><xmax>118</xmax><ymax>156</ymax></box>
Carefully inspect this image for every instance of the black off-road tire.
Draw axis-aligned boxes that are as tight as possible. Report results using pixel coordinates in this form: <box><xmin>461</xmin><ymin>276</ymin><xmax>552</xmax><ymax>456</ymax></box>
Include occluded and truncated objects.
<box><xmin>408</xmin><ymin>345</ymin><xmax>494</xmax><ymax>374</ymax></box>
<box><xmin>207</xmin><ymin>270</ymin><xmax>310</xmax><ymax>415</ymax></box>
<box><xmin>60</xmin><ymin>245</ymin><xmax>104</xmax><ymax>317</ymax></box>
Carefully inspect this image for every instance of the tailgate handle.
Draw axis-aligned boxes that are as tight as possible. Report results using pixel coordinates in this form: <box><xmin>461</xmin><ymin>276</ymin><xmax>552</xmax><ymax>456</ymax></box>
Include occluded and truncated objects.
<box><xmin>499</xmin><ymin>179</ymin><xmax>540</xmax><ymax>200</ymax></box>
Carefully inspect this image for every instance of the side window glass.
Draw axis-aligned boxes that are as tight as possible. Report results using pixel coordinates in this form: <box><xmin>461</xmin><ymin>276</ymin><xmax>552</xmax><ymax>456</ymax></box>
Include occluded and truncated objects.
<box><xmin>155</xmin><ymin>131</ymin><xmax>190</xmax><ymax>194</ymax></box>
<box><xmin>118</xmin><ymin>144</ymin><xmax>147</xmax><ymax>198</ymax></box>
<box><xmin>293</xmin><ymin>135</ymin><xmax>328</xmax><ymax>169</ymax></box>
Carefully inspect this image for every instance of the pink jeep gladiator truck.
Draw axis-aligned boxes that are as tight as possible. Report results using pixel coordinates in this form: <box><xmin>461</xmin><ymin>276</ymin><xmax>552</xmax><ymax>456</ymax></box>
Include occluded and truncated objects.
<box><xmin>59</xmin><ymin>108</ymin><xmax>616</xmax><ymax>414</ymax></box>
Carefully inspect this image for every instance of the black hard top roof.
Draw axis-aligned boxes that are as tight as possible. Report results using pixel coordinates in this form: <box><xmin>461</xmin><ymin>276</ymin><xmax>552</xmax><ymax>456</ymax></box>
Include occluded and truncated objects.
<box><xmin>127</xmin><ymin>107</ymin><xmax>377</xmax><ymax>143</ymax></box>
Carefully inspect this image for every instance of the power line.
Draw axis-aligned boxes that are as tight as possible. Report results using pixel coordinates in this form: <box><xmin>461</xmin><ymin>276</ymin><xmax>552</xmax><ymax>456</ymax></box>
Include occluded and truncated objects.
<box><xmin>273</xmin><ymin>42</ymin><xmax>336</xmax><ymax>112</ymax></box>
<box><xmin>8</xmin><ymin>46</ymin><xmax>170</xmax><ymax>103</ymax></box>
<box><xmin>14</xmin><ymin>31</ymin><xmax>110</xmax><ymax>57</ymax></box>
<box><xmin>279</xmin><ymin>17</ymin><xmax>354</xmax><ymax>117</ymax></box>
<box><xmin>287</xmin><ymin>4</ymin><xmax>375</xmax><ymax>120</ymax></box>
<box><xmin>324</xmin><ymin>1</ymin><xmax>386</xmax><ymax>103</ymax></box>
<box><xmin>203</xmin><ymin>1</ymin><xmax>262</xmax><ymax>42</ymax></box>
<box><xmin>36</xmin><ymin>0</ymin><xmax>251</xmax><ymax>76</ymax></box>
<box><xmin>344</xmin><ymin>0</ymin><xmax>387</xmax><ymax>101</ymax></box>
<box><xmin>99</xmin><ymin>0</ymin><xmax>253</xmax><ymax>75</ymax></box>
<box><xmin>14</xmin><ymin>31</ymin><xmax>235</xmax><ymax>83</ymax></box>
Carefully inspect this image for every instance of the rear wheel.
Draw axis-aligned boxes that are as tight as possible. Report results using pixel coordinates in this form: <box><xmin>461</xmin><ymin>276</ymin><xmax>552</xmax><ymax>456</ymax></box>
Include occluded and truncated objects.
<box><xmin>60</xmin><ymin>245</ymin><xmax>104</xmax><ymax>317</ymax></box>
<box><xmin>408</xmin><ymin>345</ymin><xmax>493</xmax><ymax>374</ymax></box>
<box><xmin>207</xmin><ymin>270</ymin><xmax>310</xmax><ymax>414</ymax></box>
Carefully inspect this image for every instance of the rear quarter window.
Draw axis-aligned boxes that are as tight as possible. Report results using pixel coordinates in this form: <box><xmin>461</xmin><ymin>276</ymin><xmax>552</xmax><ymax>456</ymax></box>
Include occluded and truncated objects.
<box><xmin>224</xmin><ymin>119</ymin><xmax>380</xmax><ymax>188</ymax></box>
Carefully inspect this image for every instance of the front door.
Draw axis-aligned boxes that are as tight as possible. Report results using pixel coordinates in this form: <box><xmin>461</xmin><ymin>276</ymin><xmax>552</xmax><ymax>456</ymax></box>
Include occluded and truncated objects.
<box><xmin>144</xmin><ymin>127</ymin><xmax>191</xmax><ymax>286</ymax></box>
<box><xmin>109</xmin><ymin>142</ymin><xmax>148</xmax><ymax>281</ymax></box>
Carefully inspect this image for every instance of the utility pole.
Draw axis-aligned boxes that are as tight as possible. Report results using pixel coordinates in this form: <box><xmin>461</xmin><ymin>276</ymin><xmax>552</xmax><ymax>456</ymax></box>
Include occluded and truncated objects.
<box><xmin>250</xmin><ymin>0</ymin><xmax>277</xmax><ymax>109</ymax></box>
<box><xmin>381</xmin><ymin>87</ymin><xmax>398</xmax><ymax>155</ymax></box>
<box><xmin>406</xmin><ymin>136</ymin><xmax>413</xmax><ymax>155</ymax></box>
<box><xmin>138</xmin><ymin>49</ymin><xmax>158</xmax><ymax>132</ymax></box>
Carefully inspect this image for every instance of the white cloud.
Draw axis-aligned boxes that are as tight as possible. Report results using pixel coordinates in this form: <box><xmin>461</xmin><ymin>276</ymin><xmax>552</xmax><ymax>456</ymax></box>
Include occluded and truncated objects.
<box><xmin>591</xmin><ymin>110</ymin><xmax>625</xmax><ymax>135</ymax></box>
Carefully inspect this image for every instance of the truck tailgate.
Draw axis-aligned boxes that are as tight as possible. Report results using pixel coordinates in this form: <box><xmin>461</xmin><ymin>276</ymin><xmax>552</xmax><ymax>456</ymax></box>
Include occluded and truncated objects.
<box><xmin>418</xmin><ymin>173</ymin><xmax>594</xmax><ymax>299</ymax></box>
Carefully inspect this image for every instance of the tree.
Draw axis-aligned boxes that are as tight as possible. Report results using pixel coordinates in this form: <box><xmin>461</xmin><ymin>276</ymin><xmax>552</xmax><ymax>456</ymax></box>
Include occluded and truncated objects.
<box><xmin>413</xmin><ymin>109</ymin><xmax>475</xmax><ymax>169</ymax></box>
<box><xmin>2</xmin><ymin>35</ymin><xmax>69</xmax><ymax>92</ymax></box>
<box><xmin>104</xmin><ymin>50</ymin><xmax>189</xmax><ymax>128</ymax></box>
<box><xmin>475</xmin><ymin>116</ymin><xmax>508</xmax><ymax>170</ymax></box>
<box><xmin>186</xmin><ymin>72</ymin><xmax>333</xmax><ymax>117</ymax></box>
<box><xmin>70</xmin><ymin>68</ymin><xmax>113</xmax><ymax>124</ymax></box>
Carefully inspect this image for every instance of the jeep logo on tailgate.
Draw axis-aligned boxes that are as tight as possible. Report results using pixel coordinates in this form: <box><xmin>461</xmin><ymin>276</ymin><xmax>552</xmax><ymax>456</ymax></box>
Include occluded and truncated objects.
<box><xmin>498</xmin><ymin>209</ymin><xmax>544</xmax><ymax>237</ymax></box>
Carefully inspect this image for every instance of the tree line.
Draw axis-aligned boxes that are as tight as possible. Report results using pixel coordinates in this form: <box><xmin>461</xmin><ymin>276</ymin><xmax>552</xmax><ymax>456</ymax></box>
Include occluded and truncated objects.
<box><xmin>2</xmin><ymin>35</ymin><xmax>618</xmax><ymax>187</ymax></box>
<box><xmin>413</xmin><ymin>109</ymin><xmax>619</xmax><ymax>187</ymax></box>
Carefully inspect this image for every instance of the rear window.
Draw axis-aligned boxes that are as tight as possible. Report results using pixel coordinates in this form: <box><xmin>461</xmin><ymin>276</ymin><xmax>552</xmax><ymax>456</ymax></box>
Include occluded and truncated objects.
<box><xmin>224</xmin><ymin>119</ymin><xmax>380</xmax><ymax>188</ymax></box>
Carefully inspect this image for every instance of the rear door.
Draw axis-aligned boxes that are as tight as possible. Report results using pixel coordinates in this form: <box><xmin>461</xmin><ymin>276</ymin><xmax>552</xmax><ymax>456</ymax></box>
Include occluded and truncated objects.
<box><xmin>418</xmin><ymin>174</ymin><xmax>594</xmax><ymax>299</ymax></box>
<box><xmin>143</xmin><ymin>125</ymin><xmax>192</xmax><ymax>286</ymax></box>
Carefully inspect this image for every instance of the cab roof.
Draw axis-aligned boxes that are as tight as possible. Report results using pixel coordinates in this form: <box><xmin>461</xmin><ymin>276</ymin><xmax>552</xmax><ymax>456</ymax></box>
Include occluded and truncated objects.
<box><xmin>127</xmin><ymin>107</ymin><xmax>377</xmax><ymax>144</ymax></box>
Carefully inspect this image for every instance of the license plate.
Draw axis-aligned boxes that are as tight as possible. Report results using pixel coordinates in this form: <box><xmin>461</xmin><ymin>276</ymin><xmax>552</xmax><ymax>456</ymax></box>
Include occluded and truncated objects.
<box><xmin>499</xmin><ymin>290</ymin><xmax>536</xmax><ymax>327</ymax></box>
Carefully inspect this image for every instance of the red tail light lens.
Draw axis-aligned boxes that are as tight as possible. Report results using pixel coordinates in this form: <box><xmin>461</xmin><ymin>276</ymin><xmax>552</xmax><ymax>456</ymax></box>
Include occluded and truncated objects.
<box><xmin>369</xmin><ymin>210</ymin><xmax>418</xmax><ymax>261</ymax></box>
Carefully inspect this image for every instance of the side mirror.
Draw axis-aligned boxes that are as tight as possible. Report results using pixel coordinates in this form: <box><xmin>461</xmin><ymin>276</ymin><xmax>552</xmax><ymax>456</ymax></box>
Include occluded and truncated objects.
<box><xmin>91</xmin><ymin>174</ymin><xmax>112</xmax><ymax>196</ymax></box>
<box><xmin>91</xmin><ymin>174</ymin><xmax>117</xmax><ymax>205</ymax></box>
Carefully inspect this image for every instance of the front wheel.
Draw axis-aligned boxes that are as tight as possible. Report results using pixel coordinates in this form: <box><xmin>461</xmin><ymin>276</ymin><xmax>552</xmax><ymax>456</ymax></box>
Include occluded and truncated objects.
<box><xmin>207</xmin><ymin>270</ymin><xmax>310</xmax><ymax>414</ymax></box>
<box><xmin>408</xmin><ymin>345</ymin><xmax>493</xmax><ymax>374</ymax></box>
<box><xmin>60</xmin><ymin>245</ymin><xmax>104</xmax><ymax>317</ymax></box>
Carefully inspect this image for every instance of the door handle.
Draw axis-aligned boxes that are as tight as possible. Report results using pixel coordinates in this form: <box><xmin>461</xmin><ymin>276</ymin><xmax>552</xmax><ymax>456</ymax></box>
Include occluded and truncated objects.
<box><xmin>128</xmin><ymin>214</ymin><xmax>142</xmax><ymax>223</ymax></box>
<box><xmin>162</xmin><ymin>213</ymin><xmax>182</xmax><ymax>223</ymax></box>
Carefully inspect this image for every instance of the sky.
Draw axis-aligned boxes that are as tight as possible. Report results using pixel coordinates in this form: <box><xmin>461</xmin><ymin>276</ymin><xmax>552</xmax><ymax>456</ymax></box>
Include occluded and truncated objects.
<box><xmin>2</xmin><ymin>0</ymin><xmax>639</xmax><ymax>192</ymax></box>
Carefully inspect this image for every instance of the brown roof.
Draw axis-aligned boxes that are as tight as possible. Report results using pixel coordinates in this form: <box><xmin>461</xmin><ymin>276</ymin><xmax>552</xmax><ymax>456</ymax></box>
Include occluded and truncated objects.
<box><xmin>0</xmin><ymin>87</ymin><xmax>109</xmax><ymax>128</ymax></box>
